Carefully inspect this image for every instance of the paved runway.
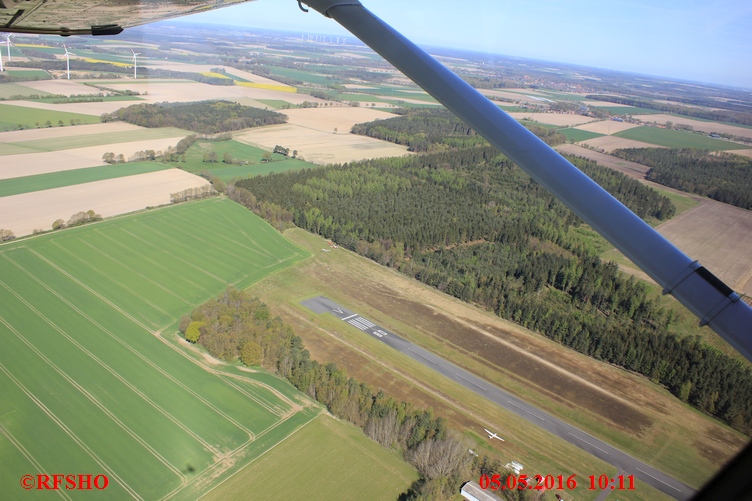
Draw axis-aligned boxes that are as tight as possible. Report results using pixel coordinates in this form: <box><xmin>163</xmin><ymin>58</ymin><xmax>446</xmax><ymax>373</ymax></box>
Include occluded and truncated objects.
<box><xmin>302</xmin><ymin>295</ymin><xmax>696</xmax><ymax>500</ymax></box>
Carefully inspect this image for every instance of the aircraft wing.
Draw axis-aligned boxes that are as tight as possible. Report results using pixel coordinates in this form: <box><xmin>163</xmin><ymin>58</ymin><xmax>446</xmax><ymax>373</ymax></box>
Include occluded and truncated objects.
<box><xmin>0</xmin><ymin>0</ymin><xmax>255</xmax><ymax>36</ymax></box>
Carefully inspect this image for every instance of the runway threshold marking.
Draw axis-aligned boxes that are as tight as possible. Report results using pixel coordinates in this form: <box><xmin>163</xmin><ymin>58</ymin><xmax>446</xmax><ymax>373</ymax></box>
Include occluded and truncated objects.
<box><xmin>341</xmin><ymin>313</ymin><xmax>358</xmax><ymax>321</ymax></box>
<box><xmin>507</xmin><ymin>400</ymin><xmax>545</xmax><ymax>421</ymax></box>
<box><xmin>348</xmin><ymin>318</ymin><xmax>369</xmax><ymax>331</ymax></box>
<box><xmin>568</xmin><ymin>432</ymin><xmax>609</xmax><ymax>454</ymax></box>
<box><xmin>636</xmin><ymin>468</ymin><xmax>681</xmax><ymax>492</ymax></box>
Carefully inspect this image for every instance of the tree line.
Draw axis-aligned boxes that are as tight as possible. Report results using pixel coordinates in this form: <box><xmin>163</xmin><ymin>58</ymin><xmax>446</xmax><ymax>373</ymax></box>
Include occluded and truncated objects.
<box><xmin>180</xmin><ymin>288</ymin><xmax>482</xmax><ymax>499</ymax></box>
<box><xmin>234</xmin><ymin>148</ymin><xmax>752</xmax><ymax>434</ymax></box>
<box><xmin>612</xmin><ymin>148</ymin><xmax>752</xmax><ymax>210</ymax></box>
<box><xmin>101</xmin><ymin>101</ymin><xmax>287</xmax><ymax>134</ymax></box>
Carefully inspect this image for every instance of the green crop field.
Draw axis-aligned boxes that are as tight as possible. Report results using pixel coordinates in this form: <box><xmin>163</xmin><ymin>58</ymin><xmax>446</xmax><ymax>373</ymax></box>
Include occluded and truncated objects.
<box><xmin>614</xmin><ymin>126</ymin><xmax>750</xmax><ymax>150</ymax></box>
<box><xmin>33</xmin><ymin>95</ymin><xmax>144</xmax><ymax>104</ymax></box>
<box><xmin>189</xmin><ymin>160</ymin><xmax>317</xmax><ymax>182</ymax></box>
<box><xmin>0</xmin><ymin>127</ymin><xmax>188</xmax><ymax>156</ymax></box>
<box><xmin>255</xmin><ymin>99</ymin><xmax>293</xmax><ymax>109</ymax></box>
<box><xmin>224</xmin><ymin>72</ymin><xmax>251</xmax><ymax>83</ymax></box>
<box><xmin>73</xmin><ymin>50</ymin><xmax>142</xmax><ymax>65</ymax></box>
<box><xmin>538</xmin><ymin>91</ymin><xmax>588</xmax><ymax>101</ymax></box>
<box><xmin>0</xmin><ymin>103</ymin><xmax>100</xmax><ymax>131</ymax></box>
<box><xmin>0</xmin><ymin>83</ymin><xmax>53</xmax><ymax>99</ymax></box>
<box><xmin>3</xmin><ymin>70</ymin><xmax>51</xmax><ymax>80</ymax></box>
<box><xmin>177</xmin><ymin>140</ymin><xmax>319</xmax><ymax>181</ymax></box>
<box><xmin>203</xmin><ymin>414</ymin><xmax>419</xmax><ymax>501</ymax></box>
<box><xmin>336</xmin><ymin>93</ymin><xmax>396</xmax><ymax>104</ymax></box>
<box><xmin>560</xmin><ymin>128</ymin><xmax>605</xmax><ymax>142</ymax></box>
<box><xmin>0</xmin><ymin>199</ymin><xmax>319</xmax><ymax>500</ymax></box>
<box><xmin>0</xmin><ymin>162</ymin><xmax>170</xmax><ymax>197</ymax></box>
<box><xmin>589</xmin><ymin>105</ymin><xmax>661</xmax><ymax>115</ymax></box>
<box><xmin>266</xmin><ymin>66</ymin><xmax>338</xmax><ymax>86</ymax></box>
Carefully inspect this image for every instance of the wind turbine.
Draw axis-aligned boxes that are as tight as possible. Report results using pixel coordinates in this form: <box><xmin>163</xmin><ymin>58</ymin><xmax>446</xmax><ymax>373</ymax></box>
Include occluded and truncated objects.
<box><xmin>63</xmin><ymin>45</ymin><xmax>74</xmax><ymax>80</ymax></box>
<box><xmin>131</xmin><ymin>48</ymin><xmax>140</xmax><ymax>79</ymax></box>
<box><xmin>4</xmin><ymin>34</ymin><xmax>12</xmax><ymax>63</ymax></box>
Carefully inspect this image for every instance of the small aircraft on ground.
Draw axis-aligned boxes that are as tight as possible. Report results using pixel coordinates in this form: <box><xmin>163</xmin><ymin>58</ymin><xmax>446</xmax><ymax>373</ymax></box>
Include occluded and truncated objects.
<box><xmin>484</xmin><ymin>429</ymin><xmax>504</xmax><ymax>441</ymax></box>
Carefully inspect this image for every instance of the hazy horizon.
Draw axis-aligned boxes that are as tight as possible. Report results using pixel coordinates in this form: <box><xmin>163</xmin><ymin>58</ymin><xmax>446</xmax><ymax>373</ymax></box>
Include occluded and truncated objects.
<box><xmin>170</xmin><ymin>0</ymin><xmax>752</xmax><ymax>90</ymax></box>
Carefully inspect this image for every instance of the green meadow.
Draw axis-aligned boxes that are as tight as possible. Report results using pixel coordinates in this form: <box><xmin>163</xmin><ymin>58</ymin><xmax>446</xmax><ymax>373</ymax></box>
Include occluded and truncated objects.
<box><xmin>589</xmin><ymin>105</ymin><xmax>658</xmax><ymax>115</ymax></box>
<box><xmin>32</xmin><ymin>95</ymin><xmax>144</xmax><ymax>104</ymax></box>
<box><xmin>0</xmin><ymin>162</ymin><xmax>170</xmax><ymax>198</ymax></box>
<box><xmin>0</xmin><ymin>103</ymin><xmax>99</xmax><ymax>131</ymax></box>
<box><xmin>177</xmin><ymin>140</ymin><xmax>319</xmax><ymax>182</ymax></box>
<box><xmin>3</xmin><ymin>69</ymin><xmax>50</xmax><ymax>81</ymax></box>
<box><xmin>0</xmin><ymin>83</ymin><xmax>53</xmax><ymax>99</ymax></box>
<box><xmin>0</xmin><ymin>199</ymin><xmax>313</xmax><ymax>500</ymax></box>
<box><xmin>203</xmin><ymin>414</ymin><xmax>419</xmax><ymax>501</ymax></box>
<box><xmin>265</xmin><ymin>65</ymin><xmax>336</xmax><ymax>85</ymax></box>
<box><xmin>255</xmin><ymin>99</ymin><xmax>293</xmax><ymax>109</ymax></box>
<box><xmin>614</xmin><ymin>126</ymin><xmax>750</xmax><ymax>150</ymax></box>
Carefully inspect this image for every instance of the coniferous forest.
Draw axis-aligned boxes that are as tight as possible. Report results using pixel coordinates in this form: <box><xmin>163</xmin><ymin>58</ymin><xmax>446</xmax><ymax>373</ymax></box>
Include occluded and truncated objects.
<box><xmin>612</xmin><ymin>148</ymin><xmax>752</xmax><ymax>210</ymax></box>
<box><xmin>234</xmin><ymin>143</ymin><xmax>752</xmax><ymax>434</ymax></box>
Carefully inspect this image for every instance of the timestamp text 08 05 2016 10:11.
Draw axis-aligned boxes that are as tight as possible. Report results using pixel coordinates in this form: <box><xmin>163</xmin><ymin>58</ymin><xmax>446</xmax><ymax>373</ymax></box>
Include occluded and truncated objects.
<box><xmin>478</xmin><ymin>473</ymin><xmax>636</xmax><ymax>492</ymax></box>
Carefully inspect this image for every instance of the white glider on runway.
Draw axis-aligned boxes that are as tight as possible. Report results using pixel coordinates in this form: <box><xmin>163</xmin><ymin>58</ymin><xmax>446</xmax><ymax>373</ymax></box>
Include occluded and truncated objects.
<box><xmin>484</xmin><ymin>429</ymin><xmax>504</xmax><ymax>441</ymax></box>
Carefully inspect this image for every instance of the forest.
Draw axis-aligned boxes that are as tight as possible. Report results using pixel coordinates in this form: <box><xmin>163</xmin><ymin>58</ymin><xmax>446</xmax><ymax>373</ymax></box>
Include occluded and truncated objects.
<box><xmin>612</xmin><ymin>148</ymin><xmax>752</xmax><ymax>210</ymax></box>
<box><xmin>100</xmin><ymin>100</ymin><xmax>286</xmax><ymax>134</ymax></box>
<box><xmin>351</xmin><ymin>108</ymin><xmax>565</xmax><ymax>152</ymax></box>
<box><xmin>234</xmin><ymin>146</ymin><xmax>752</xmax><ymax>434</ymax></box>
<box><xmin>180</xmin><ymin>288</ymin><xmax>519</xmax><ymax>500</ymax></box>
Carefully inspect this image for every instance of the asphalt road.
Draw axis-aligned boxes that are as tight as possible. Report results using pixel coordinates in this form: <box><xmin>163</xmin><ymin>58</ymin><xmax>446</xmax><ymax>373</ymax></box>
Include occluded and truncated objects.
<box><xmin>302</xmin><ymin>295</ymin><xmax>696</xmax><ymax>500</ymax></box>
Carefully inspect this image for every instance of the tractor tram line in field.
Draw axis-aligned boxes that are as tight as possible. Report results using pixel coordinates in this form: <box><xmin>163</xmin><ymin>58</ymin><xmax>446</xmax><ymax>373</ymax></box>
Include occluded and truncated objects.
<box><xmin>0</xmin><ymin>200</ymin><xmax>314</xmax><ymax>499</ymax></box>
<box><xmin>0</xmin><ymin>279</ymin><xmax>221</xmax><ymax>456</ymax></box>
<box><xmin>0</xmin><ymin>361</ymin><xmax>145</xmax><ymax>500</ymax></box>
<box><xmin>56</xmin><ymin>237</ymin><xmax>191</xmax><ymax>311</ymax></box>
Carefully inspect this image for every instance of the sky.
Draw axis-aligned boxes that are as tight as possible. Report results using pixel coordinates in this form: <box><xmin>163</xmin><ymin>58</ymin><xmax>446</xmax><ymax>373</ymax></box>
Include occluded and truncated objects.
<box><xmin>172</xmin><ymin>0</ymin><xmax>752</xmax><ymax>89</ymax></box>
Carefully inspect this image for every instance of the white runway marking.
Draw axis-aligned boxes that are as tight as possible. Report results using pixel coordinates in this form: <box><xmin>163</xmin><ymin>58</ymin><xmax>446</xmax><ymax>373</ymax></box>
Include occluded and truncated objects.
<box><xmin>348</xmin><ymin>319</ymin><xmax>369</xmax><ymax>331</ymax></box>
<box><xmin>455</xmin><ymin>373</ymin><xmax>488</xmax><ymax>391</ymax></box>
<box><xmin>341</xmin><ymin>313</ymin><xmax>358</xmax><ymax>321</ymax></box>
<box><xmin>568</xmin><ymin>433</ymin><xmax>609</xmax><ymax>454</ymax></box>
<box><xmin>636</xmin><ymin>468</ymin><xmax>681</xmax><ymax>491</ymax></box>
<box><xmin>357</xmin><ymin>317</ymin><xmax>375</xmax><ymax>328</ymax></box>
<box><xmin>407</xmin><ymin>348</ymin><xmax>437</xmax><ymax>364</ymax></box>
<box><xmin>507</xmin><ymin>400</ymin><xmax>545</xmax><ymax>421</ymax></box>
